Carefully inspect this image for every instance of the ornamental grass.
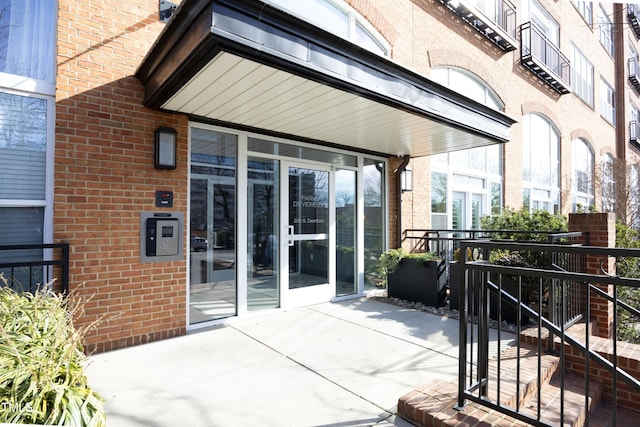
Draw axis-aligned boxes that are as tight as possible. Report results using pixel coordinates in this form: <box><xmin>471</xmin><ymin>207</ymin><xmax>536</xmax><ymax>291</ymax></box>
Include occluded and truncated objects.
<box><xmin>0</xmin><ymin>275</ymin><xmax>106</xmax><ymax>426</ymax></box>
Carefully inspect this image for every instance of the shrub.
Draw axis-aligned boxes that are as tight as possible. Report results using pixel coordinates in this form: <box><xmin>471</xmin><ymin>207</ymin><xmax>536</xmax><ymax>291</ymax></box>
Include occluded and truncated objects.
<box><xmin>0</xmin><ymin>278</ymin><xmax>106</xmax><ymax>426</ymax></box>
<box><xmin>615</xmin><ymin>221</ymin><xmax>640</xmax><ymax>343</ymax></box>
<box><xmin>376</xmin><ymin>248</ymin><xmax>438</xmax><ymax>283</ymax></box>
<box><xmin>481</xmin><ymin>207</ymin><xmax>567</xmax><ymax>241</ymax></box>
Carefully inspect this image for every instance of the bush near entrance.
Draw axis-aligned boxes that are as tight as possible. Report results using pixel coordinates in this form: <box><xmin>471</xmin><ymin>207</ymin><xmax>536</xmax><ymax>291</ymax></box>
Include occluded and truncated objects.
<box><xmin>0</xmin><ymin>278</ymin><xmax>106</xmax><ymax>426</ymax></box>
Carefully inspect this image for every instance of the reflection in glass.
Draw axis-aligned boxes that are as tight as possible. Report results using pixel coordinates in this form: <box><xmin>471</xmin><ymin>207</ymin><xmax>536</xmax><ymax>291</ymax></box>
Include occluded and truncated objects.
<box><xmin>247</xmin><ymin>157</ymin><xmax>279</xmax><ymax>311</ymax></box>
<box><xmin>189</xmin><ymin>129</ymin><xmax>237</xmax><ymax>324</ymax></box>
<box><xmin>336</xmin><ymin>169</ymin><xmax>356</xmax><ymax>296</ymax></box>
<box><xmin>288</xmin><ymin>167</ymin><xmax>329</xmax><ymax>289</ymax></box>
<box><xmin>363</xmin><ymin>159</ymin><xmax>385</xmax><ymax>291</ymax></box>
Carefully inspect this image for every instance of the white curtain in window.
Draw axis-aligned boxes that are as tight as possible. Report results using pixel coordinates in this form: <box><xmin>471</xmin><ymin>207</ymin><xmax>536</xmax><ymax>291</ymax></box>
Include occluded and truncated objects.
<box><xmin>0</xmin><ymin>0</ymin><xmax>56</xmax><ymax>82</ymax></box>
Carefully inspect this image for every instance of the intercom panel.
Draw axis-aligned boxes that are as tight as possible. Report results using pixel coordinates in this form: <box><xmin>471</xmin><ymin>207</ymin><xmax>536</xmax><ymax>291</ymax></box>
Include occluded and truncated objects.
<box><xmin>140</xmin><ymin>212</ymin><xmax>184</xmax><ymax>263</ymax></box>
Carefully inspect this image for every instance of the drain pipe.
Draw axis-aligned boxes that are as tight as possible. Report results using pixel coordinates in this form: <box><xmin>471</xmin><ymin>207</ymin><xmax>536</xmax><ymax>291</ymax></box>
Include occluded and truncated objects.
<box><xmin>394</xmin><ymin>156</ymin><xmax>410</xmax><ymax>249</ymax></box>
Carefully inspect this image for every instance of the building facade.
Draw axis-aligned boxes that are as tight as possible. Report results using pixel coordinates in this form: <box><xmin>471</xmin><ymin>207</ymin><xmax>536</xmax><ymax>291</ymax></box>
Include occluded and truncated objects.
<box><xmin>0</xmin><ymin>0</ymin><xmax>637</xmax><ymax>352</ymax></box>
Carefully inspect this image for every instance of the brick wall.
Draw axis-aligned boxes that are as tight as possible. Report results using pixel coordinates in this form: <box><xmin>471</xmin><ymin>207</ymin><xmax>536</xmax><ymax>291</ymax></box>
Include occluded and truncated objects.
<box><xmin>568</xmin><ymin>212</ymin><xmax>616</xmax><ymax>339</ymax></box>
<box><xmin>56</xmin><ymin>0</ymin><xmax>188</xmax><ymax>352</ymax></box>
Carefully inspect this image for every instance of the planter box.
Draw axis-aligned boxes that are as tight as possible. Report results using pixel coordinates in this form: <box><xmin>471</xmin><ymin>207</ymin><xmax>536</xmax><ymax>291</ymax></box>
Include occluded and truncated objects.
<box><xmin>449</xmin><ymin>262</ymin><xmax>530</xmax><ymax>325</ymax></box>
<box><xmin>387</xmin><ymin>258</ymin><xmax>447</xmax><ymax>307</ymax></box>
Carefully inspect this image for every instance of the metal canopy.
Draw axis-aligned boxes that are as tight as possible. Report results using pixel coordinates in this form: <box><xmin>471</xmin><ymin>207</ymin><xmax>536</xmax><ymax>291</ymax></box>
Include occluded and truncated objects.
<box><xmin>136</xmin><ymin>0</ymin><xmax>515</xmax><ymax>157</ymax></box>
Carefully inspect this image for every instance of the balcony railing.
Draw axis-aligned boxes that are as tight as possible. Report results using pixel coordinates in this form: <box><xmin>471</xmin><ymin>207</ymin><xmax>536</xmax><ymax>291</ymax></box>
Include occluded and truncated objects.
<box><xmin>0</xmin><ymin>243</ymin><xmax>69</xmax><ymax>294</ymax></box>
<box><xmin>520</xmin><ymin>22</ymin><xmax>571</xmax><ymax>94</ymax></box>
<box><xmin>439</xmin><ymin>0</ymin><xmax>517</xmax><ymax>51</ymax></box>
<box><xmin>456</xmin><ymin>240</ymin><xmax>640</xmax><ymax>426</ymax></box>
<box><xmin>629</xmin><ymin>57</ymin><xmax>640</xmax><ymax>94</ymax></box>
<box><xmin>630</xmin><ymin>120</ymin><xmax>640</xmax><ymax>151</ymax></box>
<box><xmin>628</xmin><ymin>4</ymin><xmax>640</xmax><ymax>39</ymax></box>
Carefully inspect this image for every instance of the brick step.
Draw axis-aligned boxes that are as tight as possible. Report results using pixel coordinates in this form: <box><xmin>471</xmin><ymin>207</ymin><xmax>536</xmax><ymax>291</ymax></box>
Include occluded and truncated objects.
<box><xmin>522</xmin><ymin>370</ymin><xmax>603</xmax><ymax>427</ymax></box>
<box><xmin>484</xmin><ymin>343</ymin><xmax>560</xmax><ymax>409</ymax></box>
<box><xmin>398</xmin><ymin>344</ymin><xmax>607</xmax><ymax>426</ymax></box>
<box><xmin>586</xmin><ymin>401</ymin><xmax>640</xmax><ymax>427</ymax></box>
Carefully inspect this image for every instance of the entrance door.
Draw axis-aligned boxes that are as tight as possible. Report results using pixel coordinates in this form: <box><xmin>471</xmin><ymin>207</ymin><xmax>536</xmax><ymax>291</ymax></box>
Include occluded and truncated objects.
<box><xmin>283</xmin><ymin>163</ymin><xmax>332</xmax><ymax>308</ymax></box>
<box><xmin>452</xmin><ymin>191</ymin><xmax>483</xmax><ymax>231</ymax></box>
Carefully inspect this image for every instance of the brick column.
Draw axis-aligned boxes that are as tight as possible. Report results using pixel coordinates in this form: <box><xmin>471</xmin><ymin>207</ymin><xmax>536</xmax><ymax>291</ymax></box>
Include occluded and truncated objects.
<box><xmin>568</xmin><ymin>212</ymin><xmax>616</xmax><ymax>338</ymax></box>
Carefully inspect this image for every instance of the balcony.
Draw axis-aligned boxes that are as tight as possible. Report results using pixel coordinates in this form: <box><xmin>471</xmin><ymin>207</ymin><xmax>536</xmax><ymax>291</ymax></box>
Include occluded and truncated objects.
<box><xmin>520</xmin><ymin>22</ymin><xmax>571</xmax><ymax>95</ymax></box>
<box><xmin>630</xmin><ymin>58</ymin><xmax>640</xmax><ymax>94</ymax></box>
<box><xmin>439</xmin><ymin>0</ymin><xmax>517</xmax><ymax>52</ymax></box>
<box><xmin>631</xmin><ymin>120</ymin><xmax>640</xmax><ymax>151</ymax></box>
<box><xmin>629</xmin><ymin>4</ymin><xmax>640</xmax><ymax>39</ymax></box>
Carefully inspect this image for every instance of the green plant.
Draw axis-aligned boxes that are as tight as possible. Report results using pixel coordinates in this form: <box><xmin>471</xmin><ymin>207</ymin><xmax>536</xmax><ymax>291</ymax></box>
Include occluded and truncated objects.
<box><xmin>615</xmin><ymin>221</ymin><xmax>640</xmax><ymax>343</ymax></box>
<box><xmin>481</xmin><ymin>207</ymin><xmax>567</xmax><ymax>241</ymax></box>
<box><xmin>0</xmin><ymin>277</ymin><xmax>106</xmax><ymax>426</ymax></box>
<box><xmin>376</xmin><ymin>248</ymin><xmax>438</xmax><ymax>283</ymax></box>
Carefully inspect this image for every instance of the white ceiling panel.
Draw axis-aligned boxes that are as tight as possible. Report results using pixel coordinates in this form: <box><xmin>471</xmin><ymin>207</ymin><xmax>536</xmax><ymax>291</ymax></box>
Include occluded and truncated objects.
<box><xmin>162</xmin><ymin>52</ymin><xmax>502</xmax><ymax>157</ymax></box>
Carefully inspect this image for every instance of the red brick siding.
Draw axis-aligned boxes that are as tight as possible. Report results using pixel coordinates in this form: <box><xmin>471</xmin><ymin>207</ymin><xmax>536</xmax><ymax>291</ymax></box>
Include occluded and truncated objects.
<box><xmin>56</xmin><ymin>0</ymin><xmax>188</xmax><ymax>352</ymax></box>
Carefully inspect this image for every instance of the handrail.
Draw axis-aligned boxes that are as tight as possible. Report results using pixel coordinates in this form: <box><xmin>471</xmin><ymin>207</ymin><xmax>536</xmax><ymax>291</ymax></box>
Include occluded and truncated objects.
<box><xmin>0</xmin><ymin>243</ymin><xmax>69</xmax><ymax>294</ymax></box>
<box><xmin>457</xmin><ymin>239</ymin><xmax>640</xmax><ymax>425</ymax></box>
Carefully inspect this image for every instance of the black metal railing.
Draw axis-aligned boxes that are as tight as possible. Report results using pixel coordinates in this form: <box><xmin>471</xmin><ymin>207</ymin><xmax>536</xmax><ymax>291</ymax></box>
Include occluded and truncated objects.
<box><xmin>456</xmin><ymin>240</ymin><xmax>640</xmax><ymax>426</ymax></box>
<box><xmin>520</xmin><ymin>21</ymin><xmax>571</xmax><ymax>94</ymax></box>
<box><xmin>628</xmin><ymin>4</ymin><xmax>640</xmax><ymax>40</ymax></box>
<box><xmin>439</xmin><ymin>0</ymin><xmax>517</xmax><ymax>51</ymax></box>
<box><xmin>403</xmin><ymin>228</ymin><xmax>585</xmax><ymax>264</ymax></box>
<box><xmin>0</xmin><ymin>243</ymin><xmax>69</xmax><ymax>294</ymax></box>
<box><xmin>630</xmin><ymin>120</ymin><xmax>640</xmax><ymax>151</ymax></box>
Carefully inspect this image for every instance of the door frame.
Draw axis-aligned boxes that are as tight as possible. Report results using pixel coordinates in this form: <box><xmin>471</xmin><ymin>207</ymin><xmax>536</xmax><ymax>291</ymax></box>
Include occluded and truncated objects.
<box><xmin>280</xmin><ymin>161</ymin><xmax>335</xmax><ymax>310</ymax></box>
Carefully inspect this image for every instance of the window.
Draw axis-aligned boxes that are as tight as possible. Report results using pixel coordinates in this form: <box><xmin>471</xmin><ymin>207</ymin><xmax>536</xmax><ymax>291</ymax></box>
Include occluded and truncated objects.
<box><xmin>0</xmin><ymin>1</ymin><xmax>56</xmax><ymax>84</ymax></box>
<box><xmin>429</xmin><ymin>67</ymin><xmax>503</xmax><ymax>226</ymax></box>
<box><xmin>573</xmin><ymin>1</ymin><xmax>593</xmax><ymax>26</ymax></box>
<box><xmin>572</xmin><ymin>139</ymin><xmax>594</xmax><ymax>211</ymax></box>
<box><xmin>522</xmin><ymin>113</ymin><xmax>560</xmax><ymax>214</ymax></box>
<box><xmin>600</xmin><ymin>78</ymin><xmax>615</xmax><ymax>125</ymax></box>
<box><xmin>571</xmin><ymin>44</ymin><xmax>594</xmax><ymax>106</ymax></box>
<box><xmin>263</xmin><ymin>0</ymin><xmax>390</xmax><ymax>56</ymax></box>
<box><xmin>602</xmin><ymin>153</ymin><xmax>616</xmax><ymax>212</ymax></box>
<box><xmin>523</xmin><ymin>0</ymin><xmax>559</xmax><ymax>46</ymax></box>
<box><xmin>0</xmin><ymin>1</ymin><xmax>56</xmax><ymax>249</ymax></box>
<box><xmin>599</xmin><ymin>5</ymin><xmax>614</xmax><ymax>56</ymax></box>
<box><xmin>430</xmin><ymin>67</ymin><xmax>502</xmax><ymax>111</ymax></box>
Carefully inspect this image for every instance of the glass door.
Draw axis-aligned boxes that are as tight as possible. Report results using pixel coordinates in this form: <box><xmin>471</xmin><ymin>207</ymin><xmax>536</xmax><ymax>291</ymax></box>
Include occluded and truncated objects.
<box><xmin>283</xmin><ymin>163</ymin><xmax>332</xmax><ymax>308</ymax></box>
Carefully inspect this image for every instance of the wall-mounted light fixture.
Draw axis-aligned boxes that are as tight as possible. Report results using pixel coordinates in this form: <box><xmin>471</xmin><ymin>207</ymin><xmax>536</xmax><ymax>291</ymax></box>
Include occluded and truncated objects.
<box><xmin>154</xmin><ymin>127</ymin><xmax>177</xmax><ymax>170</ymax></box>
<box><xmin>401</xmin><ymin>168</ymin><xmax>412</xmax><ymax>192</ymax></box>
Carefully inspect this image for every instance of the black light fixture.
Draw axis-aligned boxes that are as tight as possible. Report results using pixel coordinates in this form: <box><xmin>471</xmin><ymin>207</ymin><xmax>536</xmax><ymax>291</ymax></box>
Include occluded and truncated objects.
<box><xmin>401</xmin><ymin>167</ymin><xmax>412</xmax><ymax>192</ymax></box>
<box><xmin>154</xmin><ymin>127</ymin><xmax>177</xmax><ymax>170</ymax></box>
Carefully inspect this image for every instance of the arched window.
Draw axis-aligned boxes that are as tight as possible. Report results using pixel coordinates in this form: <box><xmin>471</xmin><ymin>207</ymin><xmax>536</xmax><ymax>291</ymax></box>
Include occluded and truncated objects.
<box><xmin>263</xmin><ymin>0</ymin><xmax>390</xmax><ymax>56</ymax></box>
<box><xmin>571</xmin><ymin>138</ymin><xmax>594</xmax><ymax>211</ymax></box>
<box><xmin>522</xmin><ymin>113</ymin><xmax>560</xmax><ymax>214</ymax></box>
<box><xmin>430</xmin><ymin>67</ymin><xmax>503</xmax><ymax>111</ymax></box>
<box><xmin>429</xmin><ymin>67</ymin><xmax>504</xmax><ymax>229</ymax></box>
<box><xmin>601</xmin><ymin>153</ymin><xmax>616</xmax><ymax>213</ymax></box>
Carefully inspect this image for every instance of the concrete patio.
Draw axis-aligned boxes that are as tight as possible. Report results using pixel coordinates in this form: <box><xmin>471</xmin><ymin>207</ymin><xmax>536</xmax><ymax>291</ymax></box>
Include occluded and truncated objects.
<box><xmin>85</xmin><ymin>298</ymin><xmax>515</xmax><ymax>427</ymax></box>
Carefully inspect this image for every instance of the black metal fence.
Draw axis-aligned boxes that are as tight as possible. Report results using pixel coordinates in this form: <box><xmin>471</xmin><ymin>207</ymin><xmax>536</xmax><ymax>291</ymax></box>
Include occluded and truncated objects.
<box><xmin>0</xmin><ymin>243</ymin><xmax>69</xmax><ymax>294</ymax></box>
<box><xmin>456</xmin><ymin>239</ymin><xmax>640</xmax><ymax>426</ymax></box>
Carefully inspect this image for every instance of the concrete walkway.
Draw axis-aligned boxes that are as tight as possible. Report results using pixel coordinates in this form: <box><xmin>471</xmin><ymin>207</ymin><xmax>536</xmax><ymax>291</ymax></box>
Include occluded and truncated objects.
<box><xmin>85</xmin><ymin>298</ymin><xmax>515</xmax><ymax>427</ymax></box>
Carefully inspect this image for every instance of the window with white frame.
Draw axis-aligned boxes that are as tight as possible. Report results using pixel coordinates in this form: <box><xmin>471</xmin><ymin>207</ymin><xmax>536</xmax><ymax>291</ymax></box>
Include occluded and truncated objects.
<box><xmin>600</xmin><ymin>78</ymin><xmax>615</xmax><ymax>125</ymax></box>
<box><xmin>523</xmin><ymin>0</ymin><xmax>559</xmax><ymax>46</ymax></box>
<box><xmin>429</xmin><ymin>67</ymin><xmax>504</xmax><ymax>227</ymax></box>
<box><xmin>602</xmin><ymin>153</ymin><xmax>616</xmax><ymax>212</ymax></box>
<box><xmin>571</xmin><ymin>44</ymin><xmax>594</xmax><ymax>106</ymax></box>
<box><xmin>573</xmin><ymin>1</ymin><xmax>593</xmax><ymax>26</ymax></box>
<box><xmin>0</xmin><ymin>1</ymin><xmax>56</xmax><ymax>251</ymax></box>
<box><xmin>572</xmin><ymin>138</ymin><xmax>594</xmax><ymax>211</ymax></box>
<box><xmin>599</xmin><ymin>4</ymin><xmax>614</xmax><ymax>56</ymax></box>
<box><xmin>522</xmin><ymin>113</ymin><xmax>560</xmax><ymax>214</ymax></box>
<box><xmin>262</xmin><ymin>0</ymin><xmax>390</xmax><ymax>56</ymax></box>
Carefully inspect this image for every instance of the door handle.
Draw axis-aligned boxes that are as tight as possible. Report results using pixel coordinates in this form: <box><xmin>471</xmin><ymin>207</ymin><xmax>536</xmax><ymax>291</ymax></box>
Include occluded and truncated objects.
<box><xmin>287</xmin><ymin>225</ymin><xmax>294</xmax><ymax>247</ymax></box>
